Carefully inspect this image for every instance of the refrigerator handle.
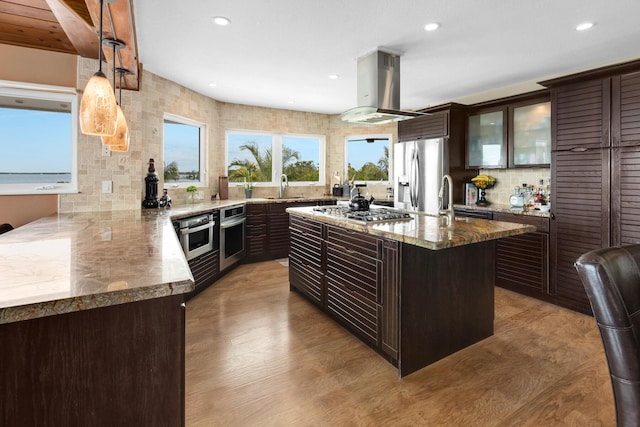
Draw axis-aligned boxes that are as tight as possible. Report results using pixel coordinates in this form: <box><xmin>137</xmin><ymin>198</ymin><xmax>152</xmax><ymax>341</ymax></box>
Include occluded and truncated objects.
<box><xmin>410</xmin><ymin>148</ymin><xmax>420</xmax><ymax>208</ymax></box>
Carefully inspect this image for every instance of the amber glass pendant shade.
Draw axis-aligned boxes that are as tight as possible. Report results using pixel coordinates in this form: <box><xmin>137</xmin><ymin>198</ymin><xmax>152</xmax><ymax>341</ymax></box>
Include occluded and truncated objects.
<box><xmin>102</xmin><ymin>105</ymin><xmax>129</xmax><ymax>152</ymax></box>
<box><xmin>79</xmin><ymin>71</ymin><xmax>118</xmax><ymax>136</ymax></box>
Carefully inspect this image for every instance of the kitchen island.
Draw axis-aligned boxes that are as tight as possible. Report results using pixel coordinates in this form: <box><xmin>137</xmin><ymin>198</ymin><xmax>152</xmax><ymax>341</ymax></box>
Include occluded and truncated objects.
<box><xmin>286</xmin><ymin>207</ymin><xmax>535</xmax><ymax>376</ymax></box>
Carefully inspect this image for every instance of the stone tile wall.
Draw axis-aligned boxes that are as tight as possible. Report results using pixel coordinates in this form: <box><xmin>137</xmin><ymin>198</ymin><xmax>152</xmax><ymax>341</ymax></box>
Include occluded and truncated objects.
<box><xmin>60</xmin><ymin>58</ymin><xmax>398</xmax><ymax>212</ymax></box>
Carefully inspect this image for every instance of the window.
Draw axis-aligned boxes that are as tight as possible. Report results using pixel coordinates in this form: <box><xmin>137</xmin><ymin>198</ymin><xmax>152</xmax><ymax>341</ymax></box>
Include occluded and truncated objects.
<box><xmin>344</xmin><ymin>134</ymin><xmax>391</xmax><ymax>183</ymax></box>
<box><xmin>0</xmin><ymin>81</ymin><xmax>78</xmax><ymax>195</ymax></box>
<box><xmin>226</xmin><ymin>130</ymin><xmax>324</xmax><ymax>185</ymax></box>
<box><xmin>163</xmin><ymin>114</ymin><xmax>206</xmax><ymax>188</ymax></box>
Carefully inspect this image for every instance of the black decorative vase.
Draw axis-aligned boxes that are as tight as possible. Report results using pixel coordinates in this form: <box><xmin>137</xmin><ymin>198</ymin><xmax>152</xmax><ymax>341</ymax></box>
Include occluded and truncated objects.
<box><xmin>142</xmin><ymin>158</ymin><xmax>159</xmax><ymax>209</ymax></box>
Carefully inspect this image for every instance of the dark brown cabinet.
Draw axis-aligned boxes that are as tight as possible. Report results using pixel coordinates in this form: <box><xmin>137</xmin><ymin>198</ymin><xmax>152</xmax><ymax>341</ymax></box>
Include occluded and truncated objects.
<box><xmin>288</xmin><ymin>216</ymin><xmax>399</xmax><ymax>363</ymax></box>
<box><xmin>325</xmin><ymin>226</ymin><xmax>382</xmax><ymax>347</ymax></box>
<box><xmin>289</xmin><ymin>215</ymin><xmax>324</xmax><ymax>304</ymax></box>
<box><xmin>267</xmin><ymin>203</ymin><xmax>291</xmax><ymax>259</ymax></box>
<box><xmin>493</xmin><ymin>213</ymin><xmax>549</xmax><ymax>298</ymax></box>
<box><xmin>541</xmin><ymin>64</ymin><xmax>640</xmax><ymax>314</ymax></box>
<box><xmin>247</xmin><ymin>200</ymin><xmax>333</xmax><ymax>263</ymax></box>
<box><xmin>245</xmin><ymin>203</ymin><xmax>268</xmax><ymax>262</ymax></box>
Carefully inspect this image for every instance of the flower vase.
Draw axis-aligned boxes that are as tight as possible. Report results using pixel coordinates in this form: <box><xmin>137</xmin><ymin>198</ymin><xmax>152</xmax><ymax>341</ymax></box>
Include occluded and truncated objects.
<box><xmin>186</xmin><ymin>192</ymin><xmax>197</xmax><ymax>204</ymax></box>
<box><xmin>245</xmin><ymin>188</ymin><xmax>253</xmax><ymax>199</ymax></box>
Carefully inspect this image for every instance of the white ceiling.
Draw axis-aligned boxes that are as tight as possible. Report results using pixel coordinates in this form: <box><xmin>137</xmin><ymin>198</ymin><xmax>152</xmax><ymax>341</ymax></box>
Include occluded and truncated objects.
<box><xmin>134</xmin><ymin>0</ymin><xmax>640</xmax><ymax>115</ymax></box>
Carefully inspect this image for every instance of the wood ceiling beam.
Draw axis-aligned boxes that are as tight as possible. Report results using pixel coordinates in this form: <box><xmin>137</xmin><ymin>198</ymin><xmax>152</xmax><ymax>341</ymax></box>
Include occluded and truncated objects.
<box><xmin>84</xmin><ymin>0</ymin><xmax>140</xmax><ymax>91</ymax></box>
<box><xmin>44</xmin><ymin>0</ymin><xmax>99</xmax><ymax>58</ymax></box>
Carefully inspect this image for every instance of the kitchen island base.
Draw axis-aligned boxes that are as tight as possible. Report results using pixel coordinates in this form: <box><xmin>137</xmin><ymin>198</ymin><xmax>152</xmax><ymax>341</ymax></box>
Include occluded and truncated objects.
<box><xmin>1</xmin><ymin>295</ymin><xmax>185</xmax><ymax>426</ymax></box>
<box><xmin>400</xmin><ymin>240</ymin><xmax>495</xmax><ymax>376</ymax></box>
<box><xmin>288</xmin><ymin>211</ymin><xmax>503</xmax><ymax>377</ymax></box>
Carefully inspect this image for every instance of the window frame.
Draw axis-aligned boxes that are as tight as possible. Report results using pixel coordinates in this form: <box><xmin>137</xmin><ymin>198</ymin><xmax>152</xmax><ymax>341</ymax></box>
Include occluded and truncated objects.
<box><xmin>343</xmin><ymin>134</ymin><xmax>392</xmax><ymax>185</ymax></box>
<box><xmin>225</xmin><ymin>129</ymin><xmax>325</xmax><ymax>187</ymax></box>
<box><xmin>162</xmin><ymin>113</ymin><xmax>207</xmax><ymax>189</ymax></box>
<box><xmin>0</xmin><ymin>80</ymin><xmax>78</xmax><ymax>195</ymax></box>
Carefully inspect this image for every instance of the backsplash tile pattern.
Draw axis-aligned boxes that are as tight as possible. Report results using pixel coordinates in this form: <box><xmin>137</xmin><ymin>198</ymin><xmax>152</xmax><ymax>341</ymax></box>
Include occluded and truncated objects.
<box><xmin>477</xmin><ymin>168</ymin><xmax>551</xmax><ymax>206</ymax></box>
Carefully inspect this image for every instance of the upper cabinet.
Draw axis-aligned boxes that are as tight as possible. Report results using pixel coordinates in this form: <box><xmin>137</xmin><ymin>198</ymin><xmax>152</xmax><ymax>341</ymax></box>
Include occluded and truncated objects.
<box><xmin>466</xmin><ymin>93</ymin><xmax>551</xmax><ymax>169</ymax></box>
<box><xmin>467</xmin><ymin>108</ymin><xmax>507</xmax><ymax>168</ymax></box>
<box><xmin>509</xmin><ymin>100</ymin><xmax>551</xmax><ymax>167</ymax></box>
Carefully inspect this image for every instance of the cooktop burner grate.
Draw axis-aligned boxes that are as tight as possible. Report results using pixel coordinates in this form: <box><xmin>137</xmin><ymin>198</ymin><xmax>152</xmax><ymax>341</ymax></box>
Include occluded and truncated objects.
<box><xmin>312</xmin><ymin>206</ymin><xmax>413</xmax><ymax>223</ymax></box>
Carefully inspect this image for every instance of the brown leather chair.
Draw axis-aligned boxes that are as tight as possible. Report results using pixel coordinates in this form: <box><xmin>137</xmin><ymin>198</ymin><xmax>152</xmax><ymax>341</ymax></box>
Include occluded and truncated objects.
<box><xmin>575</xmin><ymin>245</ymin><xmax>640</xmax><ymax>427</ymax></box>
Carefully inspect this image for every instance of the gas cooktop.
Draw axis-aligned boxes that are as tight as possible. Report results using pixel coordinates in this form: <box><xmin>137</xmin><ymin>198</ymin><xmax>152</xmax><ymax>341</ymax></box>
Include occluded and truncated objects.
<box><xmin>312</xmin><ymin>206</ymin><xmax>413</xmax><ymax>223</ymax></box>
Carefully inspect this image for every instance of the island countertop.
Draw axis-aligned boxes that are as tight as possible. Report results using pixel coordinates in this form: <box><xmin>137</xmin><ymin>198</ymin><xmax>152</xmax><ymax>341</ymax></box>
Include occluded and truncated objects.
<box><xmin>286</xmin><ymin>206</ymin><xmax>536</xmax><ymax>250</ymax></box>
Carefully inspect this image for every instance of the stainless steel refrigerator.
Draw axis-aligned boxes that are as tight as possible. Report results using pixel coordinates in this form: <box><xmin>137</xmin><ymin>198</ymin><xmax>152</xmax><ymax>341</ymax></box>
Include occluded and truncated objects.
<box><xmin>393</xmin><ymin>138</ymin><xmax>448</xmax><ymax>214</ymax></box>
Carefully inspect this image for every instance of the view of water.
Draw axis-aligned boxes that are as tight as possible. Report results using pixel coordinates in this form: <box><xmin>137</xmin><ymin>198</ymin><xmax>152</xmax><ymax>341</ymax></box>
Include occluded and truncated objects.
<box><xmin>0</xmin><ymin>173</ymin><xmax>71</xmax><ymax>184</ymax></box>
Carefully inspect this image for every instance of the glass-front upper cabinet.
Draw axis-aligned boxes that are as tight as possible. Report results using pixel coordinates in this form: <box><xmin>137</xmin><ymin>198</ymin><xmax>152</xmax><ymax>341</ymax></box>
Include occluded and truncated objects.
<box><xmin>467</xmin><ymin>108</ymin><xmax>507</xmax><ymax>168</ymax></box>
<box><xmin>509</xmin><ymin>100</ymin><xmax>551</xmax><ymax>167</ymax></box>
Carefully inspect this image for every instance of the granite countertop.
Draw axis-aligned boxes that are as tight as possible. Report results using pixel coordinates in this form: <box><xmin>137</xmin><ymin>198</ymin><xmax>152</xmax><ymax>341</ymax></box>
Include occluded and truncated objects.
<box><xmin>287</xmin><ymin>206</ymin><xmax>536</xmax><ymax>250</ymax></box>
<box><xmin>0</xmin><ymin>197</ymin><xmax>338</xmax><ymax>325</ymax></box>
<box><xmin>454</xmin><ymin>203</ymin><xmax>551</xmax><ymax>218</ymax></box>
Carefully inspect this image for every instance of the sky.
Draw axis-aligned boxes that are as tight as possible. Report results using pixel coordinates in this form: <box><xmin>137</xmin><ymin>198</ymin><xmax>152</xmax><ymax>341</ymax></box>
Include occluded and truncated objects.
<box><xmin>164</xmin><ymin>122</ymin><xmax>200</xmax><ymax>172</ymax></box>
<box><xmin>0</xmin><ymin>108</ymin><xmax>71</xmax><ymax>173</ymax></box>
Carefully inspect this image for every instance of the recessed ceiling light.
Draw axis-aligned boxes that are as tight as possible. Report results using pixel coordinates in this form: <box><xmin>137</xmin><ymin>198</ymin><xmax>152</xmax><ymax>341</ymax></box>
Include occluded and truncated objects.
<box><xmin>424</xmin><ymin>23</ymin><xmax>440</xmax><ymax>32</ymax></box>
<box><xmin>208</xmin><ymin>83</ymin><xmax>217</xmax><ymax>88</ymax></box>
<box><xmin>213</xmin><ymin>16</ymin><xmax>231</xmax><ymax>26</ymax></box>
<box><xmin>575</xmin><ymin>22</ymin><xmax>595</xmax><ymax>31</ymax></box>
<box><xmin>287</xmin><ymin>100</ymin><xmax>295</xmax><ymax>104</ymax></box>
<box><xmin>328</xmin><ymin>74</ymin><xmax>340</xmax><ymax>79</ymax></box>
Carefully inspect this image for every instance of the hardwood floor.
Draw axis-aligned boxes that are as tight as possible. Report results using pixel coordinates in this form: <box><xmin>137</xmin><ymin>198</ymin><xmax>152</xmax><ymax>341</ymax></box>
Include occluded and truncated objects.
<box><xmin>185</xmin><ymin>260</ymin><xmax>615</xmax><ymax>426</ymax></box>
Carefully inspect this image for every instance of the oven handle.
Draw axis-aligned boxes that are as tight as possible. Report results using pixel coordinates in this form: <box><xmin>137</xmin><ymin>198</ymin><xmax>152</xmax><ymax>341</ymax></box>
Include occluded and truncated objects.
<box><xmin>181</xmin><ymin>220</ymin><xmax>214</xmax><ymax>235</ymax></box>
<box><xmin>221</xmin><ymin>217</ymin><xmax>246</xmax><ymax>229</ymax></box>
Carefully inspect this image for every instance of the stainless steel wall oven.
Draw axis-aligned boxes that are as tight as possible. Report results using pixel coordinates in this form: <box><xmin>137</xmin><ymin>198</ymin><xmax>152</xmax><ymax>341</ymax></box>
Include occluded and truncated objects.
<box><xmin>220</xmin><ymin>204</ymin><xmax>246</xmax><ymax>270</ymax></box>
<box><xmin>173</xmin><ymin>213</ymin><xmax>215</xmax><ymax>261</ymax></box>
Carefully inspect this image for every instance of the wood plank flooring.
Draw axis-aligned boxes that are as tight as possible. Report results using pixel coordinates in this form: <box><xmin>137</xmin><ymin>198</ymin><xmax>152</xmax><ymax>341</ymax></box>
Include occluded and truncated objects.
<box><xmin>185</xmin><ymin>260</ymin><xmax>615</xmax><ymax>426</ymax></box>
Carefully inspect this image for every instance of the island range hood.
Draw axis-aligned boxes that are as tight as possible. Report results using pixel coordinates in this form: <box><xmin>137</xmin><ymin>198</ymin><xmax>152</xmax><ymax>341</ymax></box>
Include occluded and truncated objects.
<box><xmin>339</xmin><ymin>50</ymin><xmax>425</xmax><ymax>125</ymax></box>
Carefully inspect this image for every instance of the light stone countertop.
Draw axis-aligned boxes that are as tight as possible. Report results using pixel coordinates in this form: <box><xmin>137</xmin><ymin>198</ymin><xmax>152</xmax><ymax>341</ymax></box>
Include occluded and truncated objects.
<box><xmin>287</xmin><ymin>206</ymin><xmax>536</xmax><ymax>250</ymax></box>
<box><xmin>0</xmin><ymin>197</ymin><xmax>336</xmax><ymax>325</ymax></box>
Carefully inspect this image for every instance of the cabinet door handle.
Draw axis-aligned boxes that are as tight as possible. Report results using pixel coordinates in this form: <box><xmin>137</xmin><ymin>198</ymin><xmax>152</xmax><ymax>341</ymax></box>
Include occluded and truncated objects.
<box><xmin>570</xmin><ymin>147</ymin><xmax>588</xmax><ymax>152</ymax></box>
<box><xmin>550</xmin><ymin>212</ymin><xmax>556</xmax><ymax>220</ymax></box>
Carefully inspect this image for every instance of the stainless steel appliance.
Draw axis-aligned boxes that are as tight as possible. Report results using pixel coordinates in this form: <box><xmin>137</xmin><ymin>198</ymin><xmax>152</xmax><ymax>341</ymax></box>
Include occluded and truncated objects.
<box><xmin>174</xmin><ymin>213</ymin><xmax>215</xmax><ymax>261</ymax></box>
<box><xmin>394</xmin><ymin>138</ymin><xmax>448</xmax><ymax>215</ymax></box>
<box><xmin>220</xmin><ymin>204</ymin><xmax>246</xmax><ymax>270</ymax></box>
<box><xmin>312</xmin><ymin>206</ymin><xmax>412</xmax><ymax>224</ymax></box>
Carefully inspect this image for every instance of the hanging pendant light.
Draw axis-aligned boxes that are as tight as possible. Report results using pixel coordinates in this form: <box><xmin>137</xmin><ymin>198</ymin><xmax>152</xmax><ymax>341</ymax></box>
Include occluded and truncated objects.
<box><xmin>79</xmin><ymin>0</ymin><xmax>118</xmax><ymax>136</ymax></box>
<box><xmin>101</xmin><ymin>38</ymin><xmax>129</xmax><ymax>152</ymax></box>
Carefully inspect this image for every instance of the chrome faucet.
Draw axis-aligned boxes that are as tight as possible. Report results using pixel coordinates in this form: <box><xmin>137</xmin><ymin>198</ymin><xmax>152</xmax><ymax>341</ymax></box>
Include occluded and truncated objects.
<box><xmin>439</xmin><ymin>174</ymin><xmax>455</xmax><ymax>225</ymax></box>
<box><xmin>279</xmin><ymin>174</ymin><xmax>288</xmax><ymax>198</ymax></box>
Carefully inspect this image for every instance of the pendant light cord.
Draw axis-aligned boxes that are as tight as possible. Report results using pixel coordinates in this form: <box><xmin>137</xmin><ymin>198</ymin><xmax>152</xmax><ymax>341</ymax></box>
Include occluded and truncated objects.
<box><xmin>111</xmin><ymin>41</ymin><xmax>117</xmax><ymax>102</ymax></box>
<box><xmin>98</xmin><ymin>0</ymin><xmax>104</xmax><ymax>74</ymax></box>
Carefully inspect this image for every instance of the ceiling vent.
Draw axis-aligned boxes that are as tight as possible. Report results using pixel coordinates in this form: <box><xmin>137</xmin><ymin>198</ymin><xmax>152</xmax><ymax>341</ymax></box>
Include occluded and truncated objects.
<box><xmin>339</xmin><ymin>50</ymin><xmax>424</xmax><ymax>125</ymax></box>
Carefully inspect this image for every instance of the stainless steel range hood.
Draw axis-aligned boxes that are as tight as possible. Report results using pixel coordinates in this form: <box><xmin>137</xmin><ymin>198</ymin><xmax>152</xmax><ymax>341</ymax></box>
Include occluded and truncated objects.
<box><xmin>340</xmin><ymin>50</ymin><xmax>424</xmax><ymax>125</ymax></box>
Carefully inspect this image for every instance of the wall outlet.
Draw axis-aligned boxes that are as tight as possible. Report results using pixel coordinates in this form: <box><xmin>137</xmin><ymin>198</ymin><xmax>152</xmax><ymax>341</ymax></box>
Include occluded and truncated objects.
<box><xmin>102</xmin><ymin>180</ymin><xmax>112</xmax><ymax>193</ymax></box>
<box><xmin>101</xmin><ymin>145</ymin><xmax>111</xmax><ymax>157</ymax></box>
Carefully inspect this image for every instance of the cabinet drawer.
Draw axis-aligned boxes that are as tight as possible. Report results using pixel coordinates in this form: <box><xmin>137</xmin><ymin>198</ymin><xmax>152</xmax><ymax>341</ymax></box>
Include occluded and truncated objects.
<box><xmin>326</xmin><ymin>242</ymin><xmax>379</xmax><ymax>303</ymax></box>
<box><xmin>325</xmin><ymin>276</ymin><xmax>379</xmax><ymax>346</ymax></box>
<box><xmin>246</xmin><ymin>203</ymin><xmax>267</xmax><ymax>215</ymax></box>
<box><xmin>326</xmin><ymin>225</ymin><xmax>381</xmax><ymax>259</ymax></box>
<box><xmin>290</xmin><ymin>229</ymin><xmax>322</xmax><ymax>269</ymax></box>
<box><xmin>290</xmin><ymin>215</ymin><xmax>323</xmax><ymax>238</ymax></box>
<box><xmin>289</xmin><ymin>256</ymin><xmax>323</xmax><ymax>305</ymax></box>
<box><xmin>493</xmin><ymin>212</ymin><xmax>549</xmax><ymax>233</ymax></box>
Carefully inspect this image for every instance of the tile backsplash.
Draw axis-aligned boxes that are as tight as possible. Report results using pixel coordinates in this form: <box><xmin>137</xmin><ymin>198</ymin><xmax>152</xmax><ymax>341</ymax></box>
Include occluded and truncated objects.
<box><xmin>475</xmin><ymin>168</ymin><xmax>551</xmax><ymax>206</ymax></box>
